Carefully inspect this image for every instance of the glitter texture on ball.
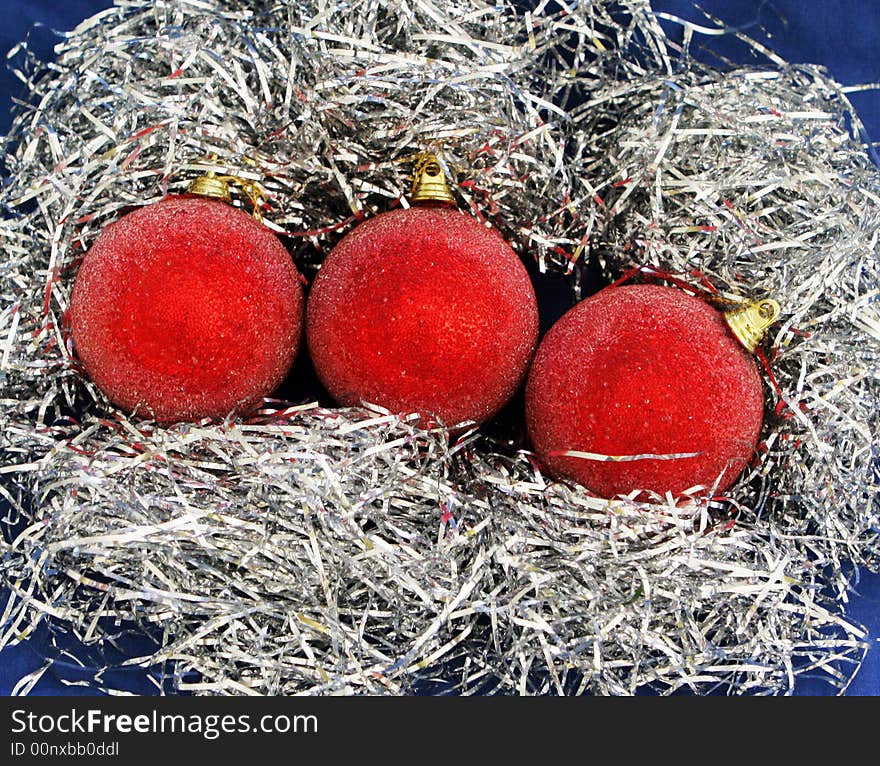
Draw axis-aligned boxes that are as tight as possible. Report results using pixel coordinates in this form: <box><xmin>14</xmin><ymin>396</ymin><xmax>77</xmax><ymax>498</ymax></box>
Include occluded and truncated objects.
<box><xmin>525</xmin><ymin>284</ymin><xmax>766</xmax><ymax>498</ymax></box>
<box><xmin>70</xmin><ymin>195</ymin><xmax>305</xmax><ymax>422</ymax></box>
<box><xmin>306</xmin><ymin>205</ymin><xmax>539</xmax><ymax>427</ymax></box>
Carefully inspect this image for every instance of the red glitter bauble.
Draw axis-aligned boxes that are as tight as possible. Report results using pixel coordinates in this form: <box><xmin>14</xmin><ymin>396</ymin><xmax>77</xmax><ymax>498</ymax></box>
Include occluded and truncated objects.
<box><xmin>306</xmin><ymin>205</ymin><xmax>539</xmax><ymax>426</ymax></box>
<box><xmin>70</xmin><ymin>195</ymin><xmax>304</xmax><ymax>422</ymax></box>
<box><xmin>525</xmin><ymin>284</ymin><xmax>766</xmax><ymax>498</ymax></box>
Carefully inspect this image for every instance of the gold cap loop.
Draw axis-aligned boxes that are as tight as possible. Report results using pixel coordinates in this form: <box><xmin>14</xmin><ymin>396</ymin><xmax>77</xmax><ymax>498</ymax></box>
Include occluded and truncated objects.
<box><xmin>724</xmin><ymin>298</ymin><xmax>781</xmax><ymax>352</ymax></box>
<box><xmin>410</xmin><ymin>152</ymin><xmax>455</xmax><ymax>205</ymax></box>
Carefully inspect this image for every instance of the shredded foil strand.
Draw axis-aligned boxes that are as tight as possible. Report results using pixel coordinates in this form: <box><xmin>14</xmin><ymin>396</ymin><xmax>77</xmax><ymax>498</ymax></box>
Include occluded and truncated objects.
<box><xmin>0</xmin><ymin>0</ymin><xmax>877</xmax><ymax>695</ymax></box>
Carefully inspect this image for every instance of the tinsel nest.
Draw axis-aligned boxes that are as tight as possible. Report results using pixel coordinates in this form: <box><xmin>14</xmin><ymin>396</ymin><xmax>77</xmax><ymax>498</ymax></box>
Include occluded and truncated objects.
<box><xmin>0</xmin><ymin>0</ymin><xmax>878</xmax><ymax>696</ymax></box>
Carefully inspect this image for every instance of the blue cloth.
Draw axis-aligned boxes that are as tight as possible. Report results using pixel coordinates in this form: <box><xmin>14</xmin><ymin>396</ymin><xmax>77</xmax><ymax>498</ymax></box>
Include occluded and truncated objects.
<box><xmin>1</xmin><ymin>0</ymin><xmax>878</xmax><ymax>696</ymax></box>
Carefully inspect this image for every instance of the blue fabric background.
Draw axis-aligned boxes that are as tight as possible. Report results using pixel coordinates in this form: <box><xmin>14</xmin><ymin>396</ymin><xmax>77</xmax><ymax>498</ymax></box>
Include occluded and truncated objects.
<box><xmin>0</xmin><ymin>0</ymin><xmax>878</xmax><ymax>696</ymax></box>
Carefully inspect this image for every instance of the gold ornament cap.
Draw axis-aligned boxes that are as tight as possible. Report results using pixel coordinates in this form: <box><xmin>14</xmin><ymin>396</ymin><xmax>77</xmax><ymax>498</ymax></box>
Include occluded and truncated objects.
<box><xmin>187</xmin><ymin>171</ymin><xmax>233</xmax><ymax>203</ymax></box>
<box><xmin>724</xmin><ymin>298</ymin><xmax>781</xmax><ymax>352</ymax></box>
<box><xmin>410</xmin><ymin>152</ymin><xmax>455</xmax><ymax>205</ymax></box>
<box><xmin>186</xmin><ymin>170</ymin><xmax>266</xmax><ymax>221</ymax></box>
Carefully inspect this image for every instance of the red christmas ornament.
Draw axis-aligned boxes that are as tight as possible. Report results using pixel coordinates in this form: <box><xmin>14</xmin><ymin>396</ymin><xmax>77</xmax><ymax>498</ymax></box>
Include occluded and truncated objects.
<box><xmin>525</xmin><ymin>284</ymin><xmax>779</xmax><ymax>498</ymax></box>
<box><xmin>306</xmin><ymin>154</ymin><xmax>539</xmax><ymax>427</ymax></box>
<box><xmin>70</xmin><ymin>183</ymin><xmax>304</xmax><ymax>422</ymax></box>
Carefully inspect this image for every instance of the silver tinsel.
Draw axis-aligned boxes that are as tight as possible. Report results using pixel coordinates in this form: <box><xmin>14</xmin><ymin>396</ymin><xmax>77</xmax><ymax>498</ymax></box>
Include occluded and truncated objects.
<box><xmin>0</xmin><ymin>0</ymin><xmax>877</xmax><ymax>695</ymax></box>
